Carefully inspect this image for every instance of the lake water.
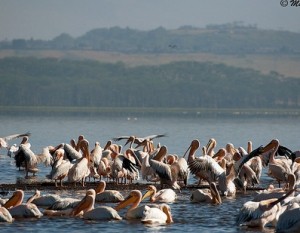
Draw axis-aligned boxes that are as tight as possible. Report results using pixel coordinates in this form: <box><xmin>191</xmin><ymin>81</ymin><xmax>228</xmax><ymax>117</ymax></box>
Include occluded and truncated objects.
<box><xmin>0</xmin><ymin>114</ymin><xmax>299</xmax><ymax>232</ymax></box>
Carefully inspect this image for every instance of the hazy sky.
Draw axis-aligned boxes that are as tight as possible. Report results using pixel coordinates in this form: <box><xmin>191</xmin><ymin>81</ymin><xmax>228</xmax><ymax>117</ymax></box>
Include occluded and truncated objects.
<box><xmin>0</xmin><ymin>0</ymin><xmax>299</xmax><ymax>41</ymax></box>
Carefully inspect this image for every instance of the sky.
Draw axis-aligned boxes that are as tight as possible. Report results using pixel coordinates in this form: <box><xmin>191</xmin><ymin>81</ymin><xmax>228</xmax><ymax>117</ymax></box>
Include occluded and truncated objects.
<box><xmin>0</xmin><ymin>0</ymin><xmax>300</xmax><ymax>41</ymax></box>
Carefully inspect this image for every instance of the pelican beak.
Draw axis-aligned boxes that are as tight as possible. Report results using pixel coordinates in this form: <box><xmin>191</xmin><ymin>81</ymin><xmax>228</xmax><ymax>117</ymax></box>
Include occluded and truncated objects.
<box><xmin>142</xmin><ymin>189</ymin><xmax>154</xmax><ymax>201</ymax></box>
<box><xmin>3</xmin><ymin>191</ymin><xmax>21</xmax><ymax>209</ymax></box>
<box><xmin>210</xmin><ymin>183</ymin><xmax>222</xmax><ymax>205</ymax></box>
<box><xmin>124</xmin><ymin>138</ymin><xmax>131</xmax><ymax>147</ymax></box>
<box><xmin>95</xmin><ymin>183</ymin><xmax>104</xmax><ymax>194</ymax></box>
<box><xmin>183</xmin><ymin>144</ymin><xmax>192</xmax><ymax>158</ymax></box>
<box><xmin>115</xmin><ymin>194</ymin><xmax>136</xmax><ymax>211</ymax></box>
<box><xmin>259</xmin><ymin>188</ymin><xmax>296</xmax><ymax>211</ymax></box>
<box><xmin>70</xmin><ymin>195</ymin><xmax>91</xmax><ymax>217</ymax></box>
<box><xmin>261</xmin><ymin>139</ymin><xmax>279</xmax><ymax>154</ymax></box>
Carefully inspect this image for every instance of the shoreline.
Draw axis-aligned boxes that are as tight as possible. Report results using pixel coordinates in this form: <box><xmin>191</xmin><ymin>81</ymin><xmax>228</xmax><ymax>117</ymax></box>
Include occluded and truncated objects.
<box><xmin>0</xmin><ymin>180</ymin><xmax>266</xmax><ymax>192</ymax></box>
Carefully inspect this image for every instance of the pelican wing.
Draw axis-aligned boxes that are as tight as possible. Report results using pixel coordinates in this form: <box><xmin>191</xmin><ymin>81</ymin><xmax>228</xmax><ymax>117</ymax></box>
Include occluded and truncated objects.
<box><xmin>188</xmin><ymin>155</ymin><xmax>224</xmax><ymax>178</ymax></box>
<box><xmin>234</xmin><ymin>146</ymin><xmax>264</xmax><ymax>175</ymax></box>
<box><xmin>112</xmin><ymin>136</ymin><xmax>131</xmax><ymax>142</ymax></box>
<box><xmin>117</xmin><ymin>155</ymin><xmax>138</xmax><ymax>173</ymax></box>
<box><xmin>83</xmin><ymin>206</ymin><xmax>122</xmax><ymax>220</ymax></box>
<box><xmin>143</xmin><ymin>134</ymin><xmax>166</xmax><ymax>141</ymax></box>
<box><xmin>2</xmin><ymin>132</ymin><xmax>31</xmax><ymax>142</ymax></box>
<box><xmin>63</xmin><ymin>143</ymin><xmax>82</xmax><ymax>161</ymax></box>
<box><xmin>149</xmin><ymin>159</ymin><xmax>172</xmax><ymax>181</ymax></box>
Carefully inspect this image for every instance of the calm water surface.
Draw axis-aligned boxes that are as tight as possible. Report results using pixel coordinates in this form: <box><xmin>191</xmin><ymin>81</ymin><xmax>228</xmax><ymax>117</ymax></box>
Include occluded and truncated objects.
<box><xmin>0</xmin><ymin>115</ymin><xmax>299</xmax><ymax>233</ymax></box>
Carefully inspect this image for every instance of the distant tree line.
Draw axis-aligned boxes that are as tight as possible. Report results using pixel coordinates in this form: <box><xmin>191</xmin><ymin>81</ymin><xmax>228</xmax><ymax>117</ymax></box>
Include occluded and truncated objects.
<box><xmin>1</xmin><ymin>23</ymin><xmax>300</xmax><ymax>55</ymax></box>
<box><xmin>0</xmin><ymin>57</ymin><xmax>299</xmax><ymax>109</ymax></box>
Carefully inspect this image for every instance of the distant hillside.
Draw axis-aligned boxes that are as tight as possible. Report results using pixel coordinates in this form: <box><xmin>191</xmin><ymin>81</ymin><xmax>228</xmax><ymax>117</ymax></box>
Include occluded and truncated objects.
<box><xmin>0</xmin><ymin>57</ymin><xmax>299</xmax><ymax>109</ymax></box>
<box><xmin>1</xmin><ymin>23</ymin><xmax>300</xmax><ymax>78</ymax></box>
<box><xmin>1</xmin><ymin>23</ymin><xmax>300</xmax><ymax>55</ymax></box>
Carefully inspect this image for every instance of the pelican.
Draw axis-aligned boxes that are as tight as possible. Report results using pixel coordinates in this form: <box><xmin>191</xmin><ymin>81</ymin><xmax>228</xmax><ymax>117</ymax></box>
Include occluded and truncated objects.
<box><xmin>142</xmin><ymin>185</ymin><xmax>177</xmax><ymax>203</ymax></box>
<box><xmin>95</xmin><ymin>180</ymin><xmax>124</xmax><ymax>203</ymax></box>
<box><xmin>276</xmin><ymin>203</ymin><xmax>300</xmax><ymax>232</ymax></box>
<box><xmin>236</xmin><ymin>189</ymin><xmax>295</xmax><ymax>228</ymax></box>
<box><xmin>67</xmin><ymin>139</ymin><xmax>91</xmax><ymax>187</ymax></box>
<box><xmin>115</xmin><ymin>190</ymin><xmax>160</xmax><ymax>220</ymax></box>
<box><xmin>46</xmin><ymin>197</ymin><xmax>81</xmax><ymax>211</ymax></box>
<box><xmin>3</xmin><ymin>189</ymin><xmax>42</xmax><ymax>218</ymax></box>
<box><xmin>261</xmin><ymin>139</ymin><xmax>293</xmax><ymax>188</ymax></box>
<box><xmin>184</xmin><ymin>139</ymin><xmax>227</xmax><ymax>194</ymax></box>
<box><xmin>206</xmin><ymin>138</ymin><xmax>217</xmax><ymax>157</ymax></box>
<box><xmin>47</xmin><ymin>148</ymin><xmax>72</xmax><ymax>187</ymax></box>
<box><xmin>190</xmin><ymin>182</ymin><xmax>222</xmax><ymax>204</ymax></box>
<box><xmin>110</xmin><ymin>151</ymin><xmax>138</xmax><ymax>184</ymax></box>
<box><xmin>148</xmin><ymin>146</ymin><xmax>181</xmax><ymax>190</ymax></box>
<box><xmin>97</xmin><ymin>157</ymin><xmax>111</xmax><ymax>180</ymax></box>
<box><xmin>90</xmin><ymin>141</ymin><xmax>103</xmax><ymax>167</ymax></box>
<box><xmin>0</xmin><ymin>132</ymin><xmax>31</xmax><ymax>150</ymax></box>
<box><xmin>141</xmin><ymin>203</ymin><xmax>173</xmax><ymax>225</ymax></box>
<box><xmin>70</xmin><ymin>189</ymin><xmax>122</xmax><ymax>220</ymax></box>
<box><xmin>28</xmin><ymin>190</ymin><xmax>61</xmax><ymax>208</ymax></box>
<box><xmin>14</xmin><ymin>144</ymin><xmax>39</xmax><ymax>177</ymax></box>
<box><xmin>112</xmin><ymin>134</ymin><xmax>166</xmax><ymax>149</ymax></box>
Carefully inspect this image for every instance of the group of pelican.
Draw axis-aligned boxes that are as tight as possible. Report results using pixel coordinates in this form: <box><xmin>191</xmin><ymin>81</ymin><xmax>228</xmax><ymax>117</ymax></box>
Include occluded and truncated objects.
<box><xmin>0</xmin><ymin>132</ymin><xmax>300</xmax><ymax>231</ymax></box>
<box><xmin>0</xmin><ymin>179</ymin><xmax>175</xmax><ymax>225</ymax></box>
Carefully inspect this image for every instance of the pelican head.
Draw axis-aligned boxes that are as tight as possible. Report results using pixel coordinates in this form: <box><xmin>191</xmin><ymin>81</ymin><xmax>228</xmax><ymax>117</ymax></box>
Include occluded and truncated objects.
<box><xmin>142</xmin><ymin>185</ymin><xmax>157</xmax><ymax>201</ymax></box>
<box><xmin>95</xmin><ymin>181</ymin><xmax>106</xmax><ymax>194</ymax></box>
<box><xmin>183</xmin><ymin>139</ymin><xmax>200</xmax><ymax>158</ymax></box>
<box><xmin>3</xmin><ymin>190</ymin><xmax>24</xmax><ymax>209</ymax></box>
<box><xmin>70</xmin><ymin>189</ymin><xmax>95</xmax><ymax>217</ymax></box>
<box><xmin>261</xmin><ymin>139</ymin><xmax>280</xmax><ymax>154</ymax></box>
<box><xmin>115</xmin><ymin>190</ymin><xmax>141</xmax><ymax>211</ymax></box>
<box><xmin>160</xmin><ymin>204</ymin><xmax>173</xmax><ymax>223</ymax></box>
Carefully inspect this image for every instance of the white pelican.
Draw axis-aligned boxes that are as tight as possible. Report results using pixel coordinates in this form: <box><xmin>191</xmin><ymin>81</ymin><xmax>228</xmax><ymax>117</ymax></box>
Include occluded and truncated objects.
<box><xmin>97</xmin><ymin>157</ymin><xmax>111</xmax><ymax>180</ymax></box>
<box><xmin>141</xmin><ymin>203</ymin><xmax>173</xmax><ymax>225</ymax></box>
<box><xmin>28</xmin><ymin>190</ymin><xmax>61</xmax><ymax>208</ymax></box>
<box><xmin>184</xmin><ymin>139</ymin><xmax>227</xmax><ymax>194</ymax></box>
<box><xmin>70</xmin><ymin>189</ymin><xmax>122</xmax><ymax>220</ymax></box>
<box><xmin>0</xmin><ymin>132</ymin><xmax>31</xmax><ymax>150</ymax></box>
<box><xmin>115</xmin><ymin>190</ymin><xmax>160</xmax><ymax>220</ymax></box>
<box><xmin>276</xmin><ymin>203</ymin><xmax>300</xmax><ymax>232</ymax></box>
<box><xmin>190</xmin><ymin>182</ymin><xmax>222</xmax><ymax>204</ymax></box>
<box><xmin>148</xmin><ymin>146</ymin><xmax>181</xmax><ymax>190</ymax></box>
<box><xmin>14</xmin><ymin>144</ymin><xmax>39</xmax><ymax>177</ymax></box>
<box><xmin>236</xmin><ymin>189</ymin><xmax>295</xmax><ymax>228</ymax></box>
<box><xmin>68</xmin><ymin>139</ymin><xmax>91</xmax><ymax>187</ymax></box>
<box><xmin>95</xmin><ymin>180</ymin><xmax>124</xmax><ymax>203</ymax></box>
<box><xmin>112</xmin><ymin>134</ymin><xmax>166</xmax><ymax>149</ymax></box>
<box><xmin>110</xmin><ymin>151</ymin><xmax>138</xmax><ymax>184</ymax></box>
<box><xmin>46</xmin><ymin>197</ymin><xmax>81</xmax><ymax>211</ymax></box>
<box><xmin>3</xmin><ymin>189</ymin><xmax>42</xmax><ymax>218</ymax></box>
<box><xmin>206</xmin><ymin>138</ymin><xmax>217</xmax><ymax>157</ymax></box>
<box><xmin>261</xmin><ymin>139</ymin><xmax>293</xmax><ymax>188</ymax></box>
<box><xmin>142</xmin><ymin>185</ymin><xmax>177</xmax><ymax>203</ymax></box>
<box><xmin>90</xmin><ymin>141</ymin><xmax>103</xmax><ymax>166</ymax></box>
<box><xmin>47</xmin><ymin>148</ymin><xmax>72</xmax><ymax>187</ymax></box>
